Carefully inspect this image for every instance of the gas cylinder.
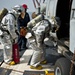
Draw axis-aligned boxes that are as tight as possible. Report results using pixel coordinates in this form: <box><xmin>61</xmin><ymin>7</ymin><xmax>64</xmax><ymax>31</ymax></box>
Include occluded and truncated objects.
<box><xmin>12</xmin><ymin>43</ymin><xmax>20</xmax><ymax>64</ymax></box>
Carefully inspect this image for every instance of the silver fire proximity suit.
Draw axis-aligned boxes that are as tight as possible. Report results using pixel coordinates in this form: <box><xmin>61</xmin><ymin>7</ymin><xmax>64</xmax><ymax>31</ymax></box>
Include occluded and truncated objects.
<box><xmin>1</xmin><ymin>13</ymin><xmax>17</xmax><ymax>63</ymax></box>
<box><xmin>1</xmin><ymin>5</ymin><xmax>25</xmax><ymax>63</ymax></box>
<box><xmin>27</xmin><ymin>19</ymin><xmax>51</xmax><ymax>67</ymax></box>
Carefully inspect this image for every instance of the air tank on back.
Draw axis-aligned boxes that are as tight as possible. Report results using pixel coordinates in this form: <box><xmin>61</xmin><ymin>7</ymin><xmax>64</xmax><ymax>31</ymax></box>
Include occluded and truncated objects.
<box><xmin>27</xmin><ymin>14</ymin><xmax>44</xmax><ymax>30</ymax></box>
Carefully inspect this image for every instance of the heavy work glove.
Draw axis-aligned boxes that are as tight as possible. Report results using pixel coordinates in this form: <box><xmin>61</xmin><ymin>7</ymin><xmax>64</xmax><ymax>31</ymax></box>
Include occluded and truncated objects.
<box><xmin>20</xmin><ymin>27</ymin><xmax>27</xmax><ymax>36</ymax></box>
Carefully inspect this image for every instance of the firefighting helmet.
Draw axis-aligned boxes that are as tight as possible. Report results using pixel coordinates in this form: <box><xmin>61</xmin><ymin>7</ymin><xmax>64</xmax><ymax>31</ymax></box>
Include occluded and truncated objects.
<box><xmin>13</xmin><ymin>5</ymin><xmax>25</xmax><ymax>14</ymax></box>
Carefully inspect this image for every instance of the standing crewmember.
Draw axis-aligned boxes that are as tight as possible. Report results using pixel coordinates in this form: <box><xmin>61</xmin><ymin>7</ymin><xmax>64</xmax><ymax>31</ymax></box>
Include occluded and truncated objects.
<box><xmin>27</xmin><ymin>19</ymin><xmax>51</xmax><ymax>70</ymax></box>
<box><xmin>17</xmin><ymin>4</ymin><xmax>30</xmax><ymax>50</ymax></box>
<box><xmin>1</xmin><ymin>5</ymin><xmax>25</xmax><ymax>65</ymax></box>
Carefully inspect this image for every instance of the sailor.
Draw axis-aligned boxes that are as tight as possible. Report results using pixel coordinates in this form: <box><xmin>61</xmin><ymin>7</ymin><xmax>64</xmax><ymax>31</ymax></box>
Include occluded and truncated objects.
<box><xmin>17</xmin><ymin>4</ymin><xmax>30</xmax><ymax>50</ymax></box>
<box><xmin>1</xmin><ymin>5</ymin><xmax>25</xmax><ymax>65</ymax></box>
<box><xmin>27</xmin><ymin>18</ymin><xmax>51</xmax><ymax>70</ymax></box>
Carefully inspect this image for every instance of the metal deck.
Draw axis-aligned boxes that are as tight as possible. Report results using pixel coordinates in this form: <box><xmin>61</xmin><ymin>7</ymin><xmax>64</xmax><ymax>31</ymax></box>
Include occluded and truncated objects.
<box><xmin>0</xmin><ymin>39</ymin><xmax>60</xmax><ymax>75</ymax></box>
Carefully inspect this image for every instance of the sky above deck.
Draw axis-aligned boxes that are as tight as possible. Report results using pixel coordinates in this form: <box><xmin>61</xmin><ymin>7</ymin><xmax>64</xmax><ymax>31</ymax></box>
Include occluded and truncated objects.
<box><xmin>0</xmin><ymin>0</ymin><xmax>35</xmax><ymax>12</ymax></box>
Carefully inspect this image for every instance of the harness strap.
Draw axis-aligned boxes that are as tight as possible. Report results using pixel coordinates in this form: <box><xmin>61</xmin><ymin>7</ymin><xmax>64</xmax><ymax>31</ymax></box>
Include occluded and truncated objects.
<box><xmin>9</xmin><ymin>13</ymin><xmax>16</xmax><ymax>20</ymax></box>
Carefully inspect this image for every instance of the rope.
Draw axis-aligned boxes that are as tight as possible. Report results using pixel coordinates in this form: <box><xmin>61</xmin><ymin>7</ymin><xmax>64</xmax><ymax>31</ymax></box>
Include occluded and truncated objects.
<box><xmin>36</xmin><ymin>0</ymin><xmax>40</xmax><ymax>6</ymax></box>
<box><xmin>33</xmin><ymin>0</ymin><xmax>36</xmax><ymax>8</ymax></box>
<box><xmin>33</xmin><ymin>0</ymin><xmax>40</xmax><ymax>8</ymax></box>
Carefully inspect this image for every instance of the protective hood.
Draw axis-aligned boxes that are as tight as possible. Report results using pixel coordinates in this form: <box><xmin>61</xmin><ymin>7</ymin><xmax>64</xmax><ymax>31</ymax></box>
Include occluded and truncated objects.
<box><xmin>8</xmin><ymin>9</ymin><xmax>19</xmax><ymax>19</ymax></box>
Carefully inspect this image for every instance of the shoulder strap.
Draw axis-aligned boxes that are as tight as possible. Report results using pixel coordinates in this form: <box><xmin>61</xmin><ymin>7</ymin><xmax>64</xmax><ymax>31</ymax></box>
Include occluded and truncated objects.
<box><xmin>9</xmin><ymin>13</ymin><xmax>16</xmax><ymax>20</ymax></box>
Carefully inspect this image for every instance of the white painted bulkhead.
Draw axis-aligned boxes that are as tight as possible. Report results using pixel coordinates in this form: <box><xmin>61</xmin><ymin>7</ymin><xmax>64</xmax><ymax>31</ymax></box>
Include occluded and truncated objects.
<box><xmin>70</xmin><ymin>0</ymin><xmax>75</xmax><ymax>53</ymax></box>
<box><xmin>46</xmin><ymin>0</ymin><xmax>58</xmax><ymax>19</ymax></box>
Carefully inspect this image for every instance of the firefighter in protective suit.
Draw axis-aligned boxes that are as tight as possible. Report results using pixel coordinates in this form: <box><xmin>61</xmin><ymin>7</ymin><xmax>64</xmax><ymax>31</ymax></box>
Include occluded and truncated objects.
<box><xmin>27</xmin><ymin>17</ymin><xmax>51</xmax><ymax>70</ymax></box>
<box><xmin>1</xmin><ymin>5</ymin><xmax>25</xmax><ymax>65</ymax></box>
